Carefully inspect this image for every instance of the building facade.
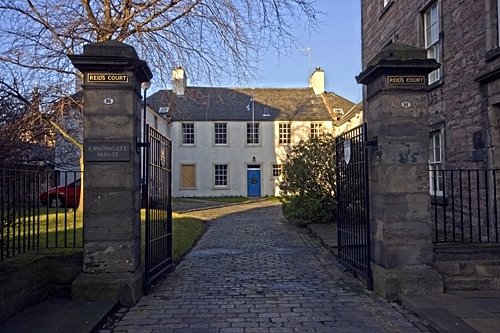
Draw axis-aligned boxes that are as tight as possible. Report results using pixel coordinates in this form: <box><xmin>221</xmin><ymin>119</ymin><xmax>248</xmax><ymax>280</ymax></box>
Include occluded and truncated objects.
<box><xmin>362</xmin><ymin>0</ymin><xmax>500</xmax><ymax>172</ymax></box>
<box><xmin>148</xmin><ymin>68</ymin><xmax>360</xmax><ymax>197</ymax></box>
<box><xmin>360</xmin><ymin>0</ymin><xmax>500</xmax><ymax>294</ymax></box>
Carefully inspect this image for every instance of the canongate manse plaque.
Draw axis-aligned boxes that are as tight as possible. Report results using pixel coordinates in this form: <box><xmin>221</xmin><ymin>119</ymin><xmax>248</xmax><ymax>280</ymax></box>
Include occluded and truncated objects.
<box><xmin>85</xmin><ymin>142</ymin><xmax>130</xmax><ymax>162</ymax></box>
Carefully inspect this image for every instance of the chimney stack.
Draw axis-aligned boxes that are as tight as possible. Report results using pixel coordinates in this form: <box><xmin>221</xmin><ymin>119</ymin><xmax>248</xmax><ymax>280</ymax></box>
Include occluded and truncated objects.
<box><xmin>309</xmin><ymin>67</ymin><xmax>325</xmax><ymax>95</ymax></box>
<box><xmin>172</xmin><ymin>66</ymin><xmax>187</xmax><ymax>96</ymax></box>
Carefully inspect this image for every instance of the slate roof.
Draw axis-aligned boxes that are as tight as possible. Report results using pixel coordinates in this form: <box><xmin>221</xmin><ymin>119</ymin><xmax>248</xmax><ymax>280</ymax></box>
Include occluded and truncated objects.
<box><xmin>147</xmin><ymin>87</ymin><xmax>356</xmax><ymax>122</ymax></box>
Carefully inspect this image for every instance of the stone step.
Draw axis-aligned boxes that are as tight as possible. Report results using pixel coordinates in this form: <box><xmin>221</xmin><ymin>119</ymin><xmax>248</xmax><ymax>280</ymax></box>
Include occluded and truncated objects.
<box><xmin>434</xmin><ymin>244</ymin><xmax>500</xmax><ymax>261</ymax></box>
<box><xmin>443</xmin><ymin>277</ymin><xmax>500</xmax><ymax>292</ymax></box>
<box><xmin>0</xmin><ymin>297</ymin><xmax>116</xmax><ymax>333</ymax></box>
<box><xmin>435</xmin><ymin>259</ymin><xmax>500</xmax><ymax>277</ymax></box>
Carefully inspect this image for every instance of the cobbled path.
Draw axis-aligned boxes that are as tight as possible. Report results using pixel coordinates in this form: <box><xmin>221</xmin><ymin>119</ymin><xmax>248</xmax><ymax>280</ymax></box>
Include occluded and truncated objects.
<box><xmin>110</xmin><ymin>202</ymin><xmax>432</xmax><ymax>333</ymax></box>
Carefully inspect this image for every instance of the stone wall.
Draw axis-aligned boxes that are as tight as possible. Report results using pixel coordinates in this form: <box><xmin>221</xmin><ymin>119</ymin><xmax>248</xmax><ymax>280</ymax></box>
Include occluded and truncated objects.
<box><xmin>361</xmin><ymin>0</ymin><xmax>500</xmax><ymax>168</ymax></box>
<box><xmin>0</xmin><ymin>251</ymin><xmax>82</xmax><ymax>323</ymax></box>
<box><xmin>434</xmin><ymin>245</ymin><xmax>500</xmax><ymax>291</ymax></box>
<box><xmin>359</xmin><ymin>1</ymin><xmax>500</xmax><ymax>297</ymax></box>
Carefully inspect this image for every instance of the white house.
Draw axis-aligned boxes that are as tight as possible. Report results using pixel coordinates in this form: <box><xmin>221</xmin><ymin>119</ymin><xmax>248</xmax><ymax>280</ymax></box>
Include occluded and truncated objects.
<box><xmin>148</xmin><ymin>67</ymin><xmax>361</xmax><ymax>198</ymax></box>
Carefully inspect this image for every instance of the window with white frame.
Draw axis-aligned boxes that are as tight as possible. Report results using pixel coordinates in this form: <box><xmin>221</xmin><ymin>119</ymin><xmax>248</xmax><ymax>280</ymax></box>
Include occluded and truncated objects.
<box><xmin>497</xmin><ymin>0</ymin><xmax>500</xmax><ymax>46</ymax></box>
<box><xmin>429</xmin><ymin>130</ymin><xmax>444</xmax><ymax>196</ymax></box>
<box><xmin>181</xmin><ymin>123</ymin><xmax>195</xmax><ymax>145</ymax></box>
<box><xmin>279</xmin><ymin>123</ymin><xmax>291</xmax><ymax>145</ymax></box>
<box><xmin>272</xmin><ymin>164</ymin><xmax>282</xmax><ymax>177</ymax></box>
<box><xmin>214</xmin><ymin>123</ymin><xmax>227</xmax><ymax>145</ymax></box>
<box><xmin>310</xmin><ymin>123</ymin><xmax>323</xmax><ymax>139</ymax></box>
<box><xmin>424</xmin><ymin>2</ymin><xmax>441</xmax><ymax>84</ymax></box>
<box><xmin>246</xmin><ymin>122</ymin><xmax>259</xmax><ymax>144</ymax></box>
<box><xmin>214</xmin><ymin>164</ymin><xmax>228</xmax><ymax>187</ymax></box>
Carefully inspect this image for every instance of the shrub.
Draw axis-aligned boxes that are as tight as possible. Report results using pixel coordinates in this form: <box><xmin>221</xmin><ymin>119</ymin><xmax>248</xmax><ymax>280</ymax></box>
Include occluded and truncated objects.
<box><xmin>282</xmin><ymin>195</ymin><xmax>336</xmax><ymax>227</ymax></box>
<box><xmin>279</xmin><ymin>134</ymin><xmax>336</xmax><ymax>225</ymax></box>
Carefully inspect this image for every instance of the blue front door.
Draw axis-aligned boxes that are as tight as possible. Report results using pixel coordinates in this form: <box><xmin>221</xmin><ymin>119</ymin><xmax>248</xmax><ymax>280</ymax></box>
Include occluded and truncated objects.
<box><xmin>247</xmin><ymin>168</ymin><xmax>261</xmax><ymax>197</ymax></box>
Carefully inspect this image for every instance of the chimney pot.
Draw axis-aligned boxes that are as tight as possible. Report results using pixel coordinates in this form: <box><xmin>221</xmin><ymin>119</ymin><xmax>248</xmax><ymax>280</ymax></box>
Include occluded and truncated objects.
<box><xmin>172</xmin><ymin>67</ymin><xmax>187</xmax><ymax>96</ymax></box>
<box><xmin>309</xmin><ymin>67</ymin><xmax>325</xmax><ymax>95</ymax></box>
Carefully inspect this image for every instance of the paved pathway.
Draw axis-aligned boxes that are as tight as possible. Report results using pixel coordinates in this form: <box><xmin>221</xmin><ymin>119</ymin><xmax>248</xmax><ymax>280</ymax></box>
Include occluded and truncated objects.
<box><xmin>111</xmin><ymin>202</ymin><xmax>432</xmax><ymax>333</ymax></box>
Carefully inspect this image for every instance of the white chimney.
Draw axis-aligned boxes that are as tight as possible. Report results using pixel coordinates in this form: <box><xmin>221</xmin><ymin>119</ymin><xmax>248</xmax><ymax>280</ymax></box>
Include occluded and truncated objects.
<box><xmin>172</xmin><ymin>67</ymin><xmax>187</xmax><ymax>96</ymax></box>
<box><xmin>309</xmin><ymin>67</ymin><xmax>325</xmax><ymax>95</ymax></box>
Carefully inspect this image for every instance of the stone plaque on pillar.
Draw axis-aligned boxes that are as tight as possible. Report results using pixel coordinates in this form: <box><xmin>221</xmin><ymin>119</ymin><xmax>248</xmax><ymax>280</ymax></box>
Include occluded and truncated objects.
<box><xmin>356</xmin><ymin>43</ymin><xmax>443</xmax><ymax>300</ymax></box>
<box><xmin>68</xmin><ymin>40</ymin><xmax>152</xmax><ymax>305</ymax></box>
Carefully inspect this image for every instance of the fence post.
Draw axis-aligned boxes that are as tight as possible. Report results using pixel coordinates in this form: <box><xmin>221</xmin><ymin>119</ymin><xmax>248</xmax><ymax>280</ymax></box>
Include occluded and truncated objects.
<box><xmin>68</xmin><ymin>41</ymin><xmax>152</xmax><ymax>305</ymax></box>
<box><xmin>356</xmin><ymin>43</ymin><xmax>443</xmax><ymax>300</ymax></box>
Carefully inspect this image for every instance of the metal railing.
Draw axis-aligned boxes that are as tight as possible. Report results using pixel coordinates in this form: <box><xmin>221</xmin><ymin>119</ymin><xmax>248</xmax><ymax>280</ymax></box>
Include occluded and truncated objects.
<box><xmin>335</xmin><ymin>124</ymin><xmax>372</xmax><ymax>290</ymax></box>
<box><xmin>0</xmin><ymin>168</ymin><xmax>83</xmax><ymax>261</ymax></box>
<box><xmin>431</xmin><ymin>169</ymin><xmax>499</xmax><ymax>243</ymax></box>
<box><xmin>144</xmin><ymin>125</ymin><xmax>173</xmax><ymax>291</ymax></box>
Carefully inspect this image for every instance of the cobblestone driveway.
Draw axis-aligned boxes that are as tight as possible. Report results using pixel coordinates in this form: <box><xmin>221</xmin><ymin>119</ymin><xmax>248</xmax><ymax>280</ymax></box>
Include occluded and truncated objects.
<box><xmin>112</xmin><ymin>202</ymin><xmax>431</xmax><ymax>333</ymax></box>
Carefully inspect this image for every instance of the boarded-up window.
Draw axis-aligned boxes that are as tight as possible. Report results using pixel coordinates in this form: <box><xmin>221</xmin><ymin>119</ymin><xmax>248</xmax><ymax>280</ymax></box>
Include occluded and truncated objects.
<box><xmin>181</xmin><ymin>164</ymin><xmax>196</xmax><ymax>188</ymax></box>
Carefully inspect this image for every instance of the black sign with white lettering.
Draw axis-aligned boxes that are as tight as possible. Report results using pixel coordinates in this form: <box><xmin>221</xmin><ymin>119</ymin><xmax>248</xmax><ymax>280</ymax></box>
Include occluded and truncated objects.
<box><xmin>85</xmin><ymin>142</ymin><xmax>130</xmax><ymax>162</ymax></box>
<box><xmin>387</xmin><ymin>75</ymin><xmax>426</xmax><ymax>85</ymax></box>
<box><xmin>87</xmin><ymin>73</ymin><xmax>129</xmax><ymax>83</ymax></box>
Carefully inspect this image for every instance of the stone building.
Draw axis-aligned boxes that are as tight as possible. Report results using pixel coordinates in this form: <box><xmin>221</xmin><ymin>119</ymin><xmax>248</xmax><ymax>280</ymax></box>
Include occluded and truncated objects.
<box><xmin>362</xmin><ymin>0</ymin><xmax>500</xmax><ymax>170</ymax></box>
<box><xmin>359</xmin><ymin>0</ymin><xmax>500</xmax><ymax>294</ymax></box>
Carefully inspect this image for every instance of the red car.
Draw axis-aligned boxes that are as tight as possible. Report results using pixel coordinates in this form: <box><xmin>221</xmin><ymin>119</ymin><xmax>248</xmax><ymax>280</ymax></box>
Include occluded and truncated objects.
<box><xmin>40</xmin><ymin>179</ymin><xmax>81</xmax><ymax>208</ymax></box>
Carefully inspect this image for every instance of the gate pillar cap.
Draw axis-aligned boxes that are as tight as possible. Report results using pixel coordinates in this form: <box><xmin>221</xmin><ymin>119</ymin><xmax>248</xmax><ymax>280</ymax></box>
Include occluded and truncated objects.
<box><xmin>356</xmin><ymin>42</ymin><xmax>439</xmax><ymax>85</ymax></box>
<box><xmin>68</xmin><ymin>40</ymin><xmax>153</xmax><ymax>83</ymax></box>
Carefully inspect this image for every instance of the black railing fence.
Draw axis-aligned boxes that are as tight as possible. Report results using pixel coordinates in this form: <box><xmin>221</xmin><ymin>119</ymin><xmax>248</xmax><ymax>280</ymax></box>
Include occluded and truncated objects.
<box><xmin>335</xmin><ymin>124</ymin><xmax>372</xmax><ymax>289</ymax></box>
<box><xmin>144</xmin><ymin>125</ymin><xmax>173</xmax><ymax>291</ymax></box>
<box><xmin>0</xmin><ymin>168</ymin><xmax>83</xmax><ymax>261</ymax></box>
<box><xmin>431</xmin><ymin>168</ymin><xmax>499</xmax><ymax>243</ymax></box>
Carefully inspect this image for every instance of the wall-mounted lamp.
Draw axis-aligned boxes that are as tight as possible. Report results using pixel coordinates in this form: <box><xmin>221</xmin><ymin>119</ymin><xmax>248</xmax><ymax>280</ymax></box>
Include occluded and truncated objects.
<box><xmin>252</xmin><ymin>156</ymin><xmax>256</xmax><ymax>162</ymax></box>
<box><xmin>141</xmin><ymin>82</ymin><xmax>152</xmax><ymax>140</ymax></box>
<box><xmin>140</xmin><ymin>81</ymin><xmax>151</xmax><ymax>208</ymax></box>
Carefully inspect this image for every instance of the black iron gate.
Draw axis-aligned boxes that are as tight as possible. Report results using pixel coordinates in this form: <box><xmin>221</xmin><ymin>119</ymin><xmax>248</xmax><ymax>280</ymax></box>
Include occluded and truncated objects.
<box><xmin>335</xmin><ymin>123</ymin><xmax>372</xmax><ymax>289</ymax></box>
<box><xmin>144</xmin><ymin>125</ymin><xmax>173</xmax><ymax>291</ymax></box>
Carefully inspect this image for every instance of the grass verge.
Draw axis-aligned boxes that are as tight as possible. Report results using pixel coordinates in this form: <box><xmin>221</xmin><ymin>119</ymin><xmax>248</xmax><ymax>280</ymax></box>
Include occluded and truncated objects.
<box><xmin>4</xmin><ymin>208</ymin><xmax>205</xmax><ymax>265</ymax></box>
<box><xmin>172</xmin><ymin>212</ymin><xmax>205</xmax><ymax>262</ymax></box>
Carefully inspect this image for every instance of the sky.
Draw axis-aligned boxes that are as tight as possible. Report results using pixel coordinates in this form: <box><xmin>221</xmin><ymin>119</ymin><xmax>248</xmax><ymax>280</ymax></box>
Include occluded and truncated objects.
<box><xmin>246</xmin><ymin>0</ymin><xmax>362</xmax><ymax>102</ymax></box>
<box><xmin>151</xmin><ymin>1</ymin><xmax>362</xmax><ymax>103</ymax></box>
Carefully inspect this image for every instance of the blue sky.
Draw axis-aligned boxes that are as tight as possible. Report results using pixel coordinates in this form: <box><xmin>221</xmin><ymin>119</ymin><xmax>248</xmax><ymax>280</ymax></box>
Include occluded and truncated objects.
<box><xmin>248</xmin><ymin>0</ymin><xmax>362</xmax><ymax>102</ymax></box>
<box><xmin>152</xmin><ymin>1</ymin><xmax>362</xmax><ymax>103</ymax></box>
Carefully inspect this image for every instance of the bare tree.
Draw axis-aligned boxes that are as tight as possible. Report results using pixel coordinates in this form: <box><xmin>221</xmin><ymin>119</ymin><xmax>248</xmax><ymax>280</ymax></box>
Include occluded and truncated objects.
<box><xmin>0</xmin><ymin>0</ymin><xmax>319</xmax><ymax>157</ymax></box>
<box><xmin>0</xmin><ymin>79</ymin><xmax>56</xmax><ymax>167</ymax></box>
<box><xmin>0</xmin><ymin>0</ymin><xmax>319</xmax><ymax>211</ymax></box>
<box><xmin>0</xmin><ymin>0</ymin><xmax>319</xmax><ymax>86</ymax></box>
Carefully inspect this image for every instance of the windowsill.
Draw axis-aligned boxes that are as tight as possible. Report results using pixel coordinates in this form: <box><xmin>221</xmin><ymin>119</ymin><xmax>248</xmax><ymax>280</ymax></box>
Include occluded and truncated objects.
<box><xmin>379</xmin><ymin>0</ymin><xmax>395</xmax><ymax>19</ymax></box>
<box><xmin>212</xmin><ymin>186</ymin><xmax>230</xmax><ymax>190</ymax></box>
<box><xmin>427</xmin><ymin>78</ymin><xmax>444</xmax><ymax>91</ymax></box>
<box><xmin>431</xmin><ymin>195</ymin><xmax>447</xmax><ymax>206</ymax></box>
<box><xmin>485</xmin><ymin>47</ymin><xmax>500</xmax><ymax>62</ymax></box>
<box><xmin>179</xmin><ymin>187</ymin><xmax>197</xmax><ymax>190</ymax></box>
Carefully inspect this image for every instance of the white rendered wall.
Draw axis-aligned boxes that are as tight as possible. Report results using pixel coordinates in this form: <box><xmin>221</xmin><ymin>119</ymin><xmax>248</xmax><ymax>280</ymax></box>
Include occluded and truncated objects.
<box><xmin>171</xmin><ymin>120</ymin><xmax>334</xmax><ymax>197</ymax></box>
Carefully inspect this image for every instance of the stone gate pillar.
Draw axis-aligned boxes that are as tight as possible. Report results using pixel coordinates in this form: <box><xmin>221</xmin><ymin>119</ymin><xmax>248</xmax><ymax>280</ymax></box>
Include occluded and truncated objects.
<box><xmin>356</xmin><ymin>43</ymin><xmax>443</xmax><ymax>300</ymax></box>
<box><xmin>68</xmin><ymin>41</ymin><xmax>152</xmax><ymax>305</ymax></box>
